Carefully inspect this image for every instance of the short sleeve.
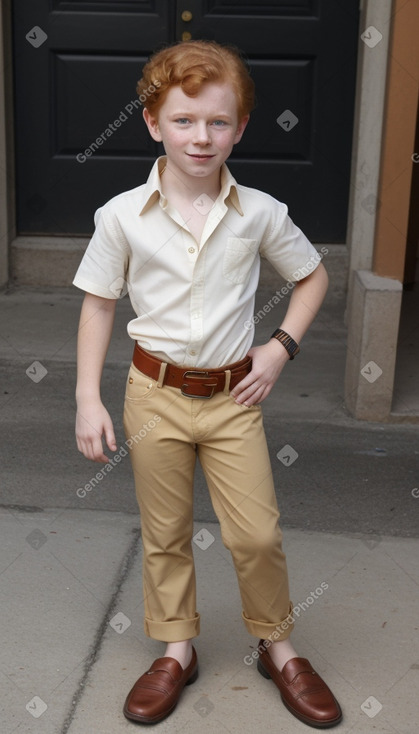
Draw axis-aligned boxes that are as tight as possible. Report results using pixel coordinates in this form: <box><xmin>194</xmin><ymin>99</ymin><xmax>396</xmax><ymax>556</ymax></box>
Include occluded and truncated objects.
<box><xmin>73</xmin><ymin>203</ymin><xmax>130</xmax><ymax>299</ymax></box>
<box><xmin>260</xmin><ymin>202</ymin><xmax>320</xmax><ymax>282</ymax></box>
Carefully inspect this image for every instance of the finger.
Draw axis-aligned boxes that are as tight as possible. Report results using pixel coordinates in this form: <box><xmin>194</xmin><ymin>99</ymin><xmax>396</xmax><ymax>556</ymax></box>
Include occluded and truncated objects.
<box><xmin>230</xmin><ymin>371</ymin><xmax>258</xmax><ymax>399</ymax></box>
<box><xmin>95</xmin><ymin>453</ymin><xmax>110</xmax><ymax>464</ymax></box>
<box><xmin>104</xmin><ymin>426</ymin><xmax>117</xmax><ymax>453</ymax></box>
<box><xmin>245</xmin><ymin>384</ymin><xmax>273</xmax><ymax>406</ymax></box>
<box><xmin>234</xmin><ymin>382</ymin><xmax>266</xmax><ymax>405</ymax></box>
<box><xmin>83</xmin><ymin>437</ymin><xmax>109</xmax><ymax>464</ymax></box>
<box><xmin>91</xmin><ymin>439</ymin><xmax>110</xmax><ymax>463</ymax></box>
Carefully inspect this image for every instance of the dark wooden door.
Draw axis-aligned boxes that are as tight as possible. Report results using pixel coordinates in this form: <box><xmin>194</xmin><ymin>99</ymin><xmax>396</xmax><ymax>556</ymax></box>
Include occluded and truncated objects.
<box><xmin>12</xmin><ymin>0</ymin><xmax>359</xmax><ymax>241</ymax></box>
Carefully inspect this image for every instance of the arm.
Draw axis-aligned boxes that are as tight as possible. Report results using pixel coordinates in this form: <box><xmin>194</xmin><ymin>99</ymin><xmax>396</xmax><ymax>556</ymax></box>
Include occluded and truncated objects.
<box><xmin>231</xmin><ymin>262</ymin><xmax>329</xmax><ymax>406</ymax></box>
<box><xmin>75</xmin><ymin>292</ymin><xmax>118</xmax><ymax>462</ymax></box>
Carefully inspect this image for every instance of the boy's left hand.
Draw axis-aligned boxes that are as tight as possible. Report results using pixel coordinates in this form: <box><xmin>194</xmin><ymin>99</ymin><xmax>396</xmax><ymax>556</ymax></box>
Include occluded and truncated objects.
<box><xmin>230</xmin><ymin>340</ymin><xmax>290</xmax><ymax>407</ymax></box>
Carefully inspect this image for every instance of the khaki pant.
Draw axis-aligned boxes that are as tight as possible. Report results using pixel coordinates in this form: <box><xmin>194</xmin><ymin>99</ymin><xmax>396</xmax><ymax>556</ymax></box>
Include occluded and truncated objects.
<box><xmin>123</xmin><ymin>361</ymin><xmax>293</xmax><ymax>642</ymax></box>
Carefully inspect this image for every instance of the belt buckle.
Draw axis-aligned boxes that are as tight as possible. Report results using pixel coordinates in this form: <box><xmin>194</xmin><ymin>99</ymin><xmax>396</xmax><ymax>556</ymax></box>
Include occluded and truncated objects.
<box><xmin>181</xmin><ymin>370</ymin><xmax>218</xmax><ymax>399</ymax></box>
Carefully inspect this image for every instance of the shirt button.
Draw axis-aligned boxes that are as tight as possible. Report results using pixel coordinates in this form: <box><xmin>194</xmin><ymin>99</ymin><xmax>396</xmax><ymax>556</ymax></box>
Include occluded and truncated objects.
<box><xmin>189</xmin><ymin>349</ymin><xmax>197</xmax><ymax>355</ymax></box>
<box><xmin>188</xmin><ymin>247</ymin><xmax>196</xmax><ymax>254</ymax></box>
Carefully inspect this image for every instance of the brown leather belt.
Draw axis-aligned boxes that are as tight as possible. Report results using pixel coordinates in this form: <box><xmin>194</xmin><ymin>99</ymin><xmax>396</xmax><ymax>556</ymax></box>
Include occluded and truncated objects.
<box><xmin>132</xmin><ymin>343</ymin><xmax>252</xmax><ymax>399</ymax></box>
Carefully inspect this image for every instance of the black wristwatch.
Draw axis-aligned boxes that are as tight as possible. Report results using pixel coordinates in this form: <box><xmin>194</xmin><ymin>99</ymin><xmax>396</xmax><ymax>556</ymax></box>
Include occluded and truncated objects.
<box><xmin>270</xmin><ymin>328</ymin><xmax>300</xmax><ymax>360</ymax></box>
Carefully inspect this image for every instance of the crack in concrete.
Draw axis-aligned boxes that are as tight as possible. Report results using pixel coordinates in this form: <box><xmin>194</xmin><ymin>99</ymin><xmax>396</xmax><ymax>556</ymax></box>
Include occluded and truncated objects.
<box><xmin>59</xmin><ymin>526</ymin><xmax>141</xmax><ymax>734</ymax></box>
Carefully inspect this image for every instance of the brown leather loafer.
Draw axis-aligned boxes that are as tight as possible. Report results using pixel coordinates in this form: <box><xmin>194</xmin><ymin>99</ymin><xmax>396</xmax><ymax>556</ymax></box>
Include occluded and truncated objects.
<box><xmin>257</xmin><ymin>640</ymin><xmax>342</xmax><ymax>728</ymax></box>
<box><xmin>123</xmin><ymin>647</ymin><xmax>198</xmax><ymax>724</ymax></box>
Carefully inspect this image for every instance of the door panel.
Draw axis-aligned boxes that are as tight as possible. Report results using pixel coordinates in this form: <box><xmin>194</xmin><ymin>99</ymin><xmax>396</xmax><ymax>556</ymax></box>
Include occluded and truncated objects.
<box><xmin>12</xmin><ymin>0</ymin><xmax>170</xmax><ymax>234</ymax></box>
<box><xmin>177</xmin><ymin>0</ymin><xmax>360</xmax><ymax>241</ymax></box>
<box><xmin>54</xmin><ymin>55</ymin><xmax>155</xmax><ymax>155</ymax></box>
<box><xmin>12</xmin><ymin>0</ymin><xmax>359</xmax><ymax>240</ymax></box>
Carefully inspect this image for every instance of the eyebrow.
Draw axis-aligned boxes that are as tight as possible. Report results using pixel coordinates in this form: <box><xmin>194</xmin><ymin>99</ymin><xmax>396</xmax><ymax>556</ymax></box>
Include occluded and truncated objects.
<box><xmin>170</xmin><ymin>111</ymin><xmax>233</xmax><ymax>119</ymax></box>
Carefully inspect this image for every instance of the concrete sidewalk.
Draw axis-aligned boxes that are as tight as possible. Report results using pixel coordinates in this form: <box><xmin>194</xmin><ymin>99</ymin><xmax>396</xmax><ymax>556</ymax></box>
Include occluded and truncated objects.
<box><xmin>0</xmin><ymin>285</ymin><xmax>418</xmax><ymax>733</ymax></box>
<box><xmin>1</xmin><ymin>510</ymin><xmax>418</xmax><ymax>734</ymax></box>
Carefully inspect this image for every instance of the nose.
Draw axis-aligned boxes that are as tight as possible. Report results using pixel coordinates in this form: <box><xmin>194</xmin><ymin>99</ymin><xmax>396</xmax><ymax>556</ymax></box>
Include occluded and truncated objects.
<box><xmin>192</xmin><ymin>121</ymin><xmax>211</xmax><ymax>145</ymax></box>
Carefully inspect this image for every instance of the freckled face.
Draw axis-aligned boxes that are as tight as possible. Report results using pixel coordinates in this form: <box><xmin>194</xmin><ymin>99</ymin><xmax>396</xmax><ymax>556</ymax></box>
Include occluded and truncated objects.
<box><xmin>143</xmin><ymin>82</ymin><xmax>249</xmax><ymax>181</ymax></box>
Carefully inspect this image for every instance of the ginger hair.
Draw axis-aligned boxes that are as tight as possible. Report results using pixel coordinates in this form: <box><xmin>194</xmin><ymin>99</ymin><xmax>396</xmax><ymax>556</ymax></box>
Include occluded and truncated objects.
<box><xmin>136</xmin><ymin>40</ymin><xmax>255</xmax><ymax>120</ymax></box>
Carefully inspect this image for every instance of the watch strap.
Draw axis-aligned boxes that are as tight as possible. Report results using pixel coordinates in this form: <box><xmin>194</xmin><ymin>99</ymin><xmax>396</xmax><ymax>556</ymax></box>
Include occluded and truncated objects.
<box><xmin>270</xmin><ymin>328</ymin><xmax>300</xmax><ymax>360</ymax></box>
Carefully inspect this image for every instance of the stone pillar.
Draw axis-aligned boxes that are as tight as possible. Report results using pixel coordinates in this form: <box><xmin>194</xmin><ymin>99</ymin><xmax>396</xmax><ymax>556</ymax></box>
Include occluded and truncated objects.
<box><xmin>344</xmin><ymin>270</ymin><xmax>402</xmax><ymax>421</ymax></box>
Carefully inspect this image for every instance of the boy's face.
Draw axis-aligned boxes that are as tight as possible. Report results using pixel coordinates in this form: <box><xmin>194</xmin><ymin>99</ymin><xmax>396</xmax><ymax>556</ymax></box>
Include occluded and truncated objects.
<box><xmin>143</xmin><ymin>81</ymin><xmax>249</xmax><ymax>182</ymax></box>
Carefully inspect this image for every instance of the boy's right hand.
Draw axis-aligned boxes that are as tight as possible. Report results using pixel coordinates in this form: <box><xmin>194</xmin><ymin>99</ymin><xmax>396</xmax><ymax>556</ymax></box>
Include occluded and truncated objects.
<box><xmin>75</xmin><ymin>401</ymin><xmax>117</xmax><ymax>463</ymax></box>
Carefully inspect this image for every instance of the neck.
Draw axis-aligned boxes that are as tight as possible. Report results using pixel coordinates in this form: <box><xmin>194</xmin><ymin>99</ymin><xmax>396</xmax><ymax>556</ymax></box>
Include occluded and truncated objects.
<box><xmin>160</xmin><ymin>160</ymin><xmax>222</xmax><ymax>203</ymax></box>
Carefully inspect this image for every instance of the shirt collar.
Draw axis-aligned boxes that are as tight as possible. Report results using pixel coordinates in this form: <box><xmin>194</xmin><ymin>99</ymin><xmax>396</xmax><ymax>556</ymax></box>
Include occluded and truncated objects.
<box><xmin>139</xmin><ymin>156</ymin><xmax>244</xmax><ymax>216</ymax></box>
<box><xmin>220</xmin><ymin>161</ymin><xmax>244</xmax><ymax>216</ymax></box>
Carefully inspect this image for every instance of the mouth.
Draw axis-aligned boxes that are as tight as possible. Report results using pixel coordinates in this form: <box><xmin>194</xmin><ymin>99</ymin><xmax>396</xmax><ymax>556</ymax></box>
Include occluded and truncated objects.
<box><xmin>187</xmin><ymin>153</ymin><xmax>215</xmax><ymax>160</ymax></box>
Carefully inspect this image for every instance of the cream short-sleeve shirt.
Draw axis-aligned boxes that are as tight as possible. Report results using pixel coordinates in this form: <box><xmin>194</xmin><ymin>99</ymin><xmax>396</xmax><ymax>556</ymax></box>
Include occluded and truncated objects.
<box><xmin>73</xmin><ymin>156</ymin><xmax>321</xmax><ymax>368</ymax></box>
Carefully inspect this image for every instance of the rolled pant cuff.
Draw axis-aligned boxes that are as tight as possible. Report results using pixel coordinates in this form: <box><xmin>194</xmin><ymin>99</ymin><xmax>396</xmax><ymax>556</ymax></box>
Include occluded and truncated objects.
<box><xmin>242</xmin><ymin>602</ymin><xmax>295</xmax><ymax>640</ymax></box>
<box><xmin>144</xmin><ymin>613</ymin><xmax>200</xmax><ymax>642</ymax></box>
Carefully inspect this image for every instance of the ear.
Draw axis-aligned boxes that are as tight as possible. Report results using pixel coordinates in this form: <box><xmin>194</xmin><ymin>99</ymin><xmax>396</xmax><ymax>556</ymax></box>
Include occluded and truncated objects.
<box><xmin>234</xmin><ymin>115</ymin><xmax>250</xmax><ymax>144</ymax></box>
<box><xmin>143</xmin><ymin>108</ymin><xmax>163</xmax><ymax>142</ymax></box>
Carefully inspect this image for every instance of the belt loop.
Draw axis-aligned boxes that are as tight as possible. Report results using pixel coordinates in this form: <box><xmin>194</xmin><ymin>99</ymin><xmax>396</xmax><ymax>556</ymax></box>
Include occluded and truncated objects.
<box><xmin>223</xmin><ymin>369</ymin><xmax>231</xmax><ymax>395</ymax></box>
<box><xmin>157</xmin><ymin>361</ymin><xmax>167</xmax><ymax>388</ymax></box>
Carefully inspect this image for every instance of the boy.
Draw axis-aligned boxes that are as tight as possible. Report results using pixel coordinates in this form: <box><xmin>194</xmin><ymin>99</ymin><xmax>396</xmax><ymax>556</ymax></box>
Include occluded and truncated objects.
<box><xmin>74</xmin><ymin>41</ymin><xmax>342</xmax><ymax>728</ymax></box>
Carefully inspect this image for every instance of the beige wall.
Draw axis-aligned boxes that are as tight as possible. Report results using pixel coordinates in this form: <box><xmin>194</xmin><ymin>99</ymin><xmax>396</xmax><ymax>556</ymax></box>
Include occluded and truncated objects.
<box><xmin>344</xmin><ymin>0</ymin><xmax>419</xmax><ymax>421</ymax></box>
<box><xmin>373</xmin><ymin>0</ymin><xmax>419</xmax><ymax>280</ymax></box>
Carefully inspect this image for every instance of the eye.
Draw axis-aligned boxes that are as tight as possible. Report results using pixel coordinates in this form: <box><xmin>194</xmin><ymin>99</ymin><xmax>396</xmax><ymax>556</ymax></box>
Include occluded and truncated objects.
<box><xmin>175</xmin><ymin>118</ymin><xmax>190</xmax><ymax>124</ymax></box>
<box><xmin>212</xmin><ymin>120</ymin><xmax>228</xmax><ymax>127</ymax></box>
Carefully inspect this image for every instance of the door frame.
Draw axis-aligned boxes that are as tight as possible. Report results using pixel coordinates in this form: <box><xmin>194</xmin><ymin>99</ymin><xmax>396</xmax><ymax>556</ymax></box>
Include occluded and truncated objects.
<box><xmin>0</xmin><ymin>0</ymin><xmax>15</xmax><ymax>287</ymax></box>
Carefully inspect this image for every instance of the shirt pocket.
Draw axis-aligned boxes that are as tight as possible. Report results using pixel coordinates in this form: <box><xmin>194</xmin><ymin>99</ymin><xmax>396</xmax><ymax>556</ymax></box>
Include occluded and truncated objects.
<box><xmin>124</xmin><ymin>363</ymin><xmax>157</xmax><ymax>403</ymax></box>
<box><xmin>223</xmin><ymin>237</ymin><xmax>259</xmax><ymax>284</ymax></box>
